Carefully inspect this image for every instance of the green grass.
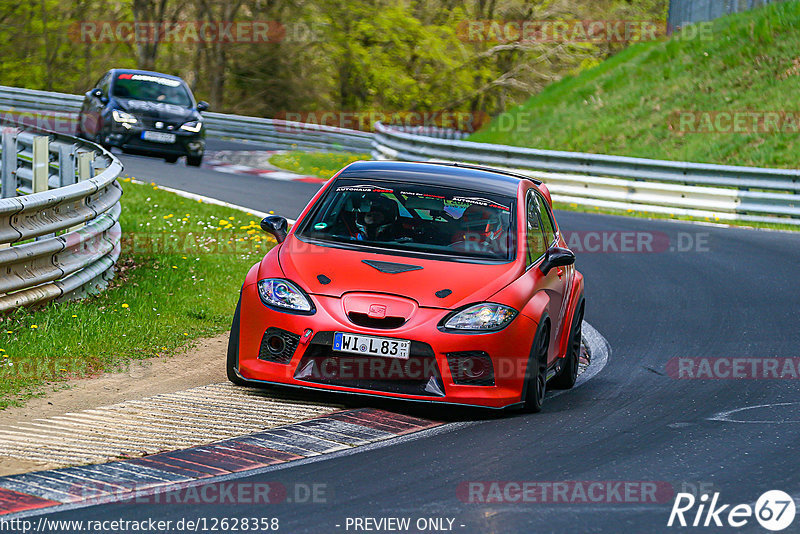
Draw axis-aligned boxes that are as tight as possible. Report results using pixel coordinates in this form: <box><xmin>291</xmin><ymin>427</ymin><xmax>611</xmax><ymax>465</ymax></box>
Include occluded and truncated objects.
<box><xmin>469</xmin><ymin>1</ymin><xmax>800</xmax><ymax>169</ymax></box>
<box><xmin>269</xmin><ymin>151</ymin><xmax>370</xmax><ymax>180</ymax></box>
<box><xmin>0</xmin><ymin>178</ymin><xmax>275</xmax><ymax>409</ymax></box>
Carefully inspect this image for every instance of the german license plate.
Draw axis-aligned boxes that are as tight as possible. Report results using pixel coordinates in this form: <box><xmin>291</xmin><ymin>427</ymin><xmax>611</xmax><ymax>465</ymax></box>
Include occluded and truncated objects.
<box><xmin>142</xmin><ymin>131</ymin><xmax>176</xmax><ymax>143</ymax></box>
<box><xmin>333</xmin><ymin>332</ymin><xmax>410</xmax><ymax>359</ymax></box>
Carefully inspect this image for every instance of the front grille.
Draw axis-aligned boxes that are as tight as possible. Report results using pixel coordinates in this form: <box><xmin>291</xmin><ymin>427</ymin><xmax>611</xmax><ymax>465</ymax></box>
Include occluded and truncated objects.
<box><xmin>347</xmin><ymin>312</ymin><xmax>406</xmax><ymax>329</ymax></box>
<box><xmin>293</xmin><ymin>331</ymin><xmax>445</xmax><ymax>397</ymax></box>
<box><xmin>446</xmin><ymin>351</ymin><xmax>495</xmax><ymax>386</ymax></box>
<box><xmin>258</xmin><ymin>327</ymin><xmax>300</xmax><ymax>364</ymax></box>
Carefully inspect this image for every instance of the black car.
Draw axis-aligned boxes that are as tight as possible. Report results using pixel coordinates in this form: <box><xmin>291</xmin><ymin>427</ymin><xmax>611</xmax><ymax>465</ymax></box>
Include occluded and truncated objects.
<box><xmin>77</xmin><ymin>69</ymin><xmax>208</xmax><ymax>166</ymax></box>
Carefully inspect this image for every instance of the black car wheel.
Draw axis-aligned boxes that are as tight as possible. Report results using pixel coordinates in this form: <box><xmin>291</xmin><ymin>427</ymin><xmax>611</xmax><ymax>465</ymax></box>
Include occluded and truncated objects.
<box><xmin>226</xmin><ymin>296</ymin><xmax>247</xmax><ymax>386</ymax></box>
<box><xmin>522</xmin><ymin>317</ymin><xmax>550</xmax><ymax>413</ymax></box>
<box><xmin>186</xmin><ymin>154</ymin><xmax>203</xmax><ymax>167</ymax></box>
<box><xmin>164</xmin><ymin>155</ymin><xmax>179</xmax><ymax>164</ymax></box>
<box><xmin>550</xmin><ymin>300</ymin><xmax>584</xmax><ymax>390</ymax></box>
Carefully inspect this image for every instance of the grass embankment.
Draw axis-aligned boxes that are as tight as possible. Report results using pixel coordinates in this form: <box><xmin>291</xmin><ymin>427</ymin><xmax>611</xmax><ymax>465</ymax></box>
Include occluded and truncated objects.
<box><xmin>269</xmin><ymin>151</ymin><xmax>370</xmax><ymax>180</ymax></box>
<box><xmin>0</xmin><ymin>179</ymin><xmax>274</xmax><ymax>408</ymax></box>
<box><xmin>469</xmin><ymin>2</ymin><xmax>800</xmax><ymax>169</ymax></box>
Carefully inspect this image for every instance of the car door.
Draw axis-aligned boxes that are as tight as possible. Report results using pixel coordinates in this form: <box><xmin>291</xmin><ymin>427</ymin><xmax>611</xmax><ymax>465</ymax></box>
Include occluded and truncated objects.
<box><xmin>525</xmin><ymin>190</ymin><xmax>567</xmax><ymax>363</ymax></box>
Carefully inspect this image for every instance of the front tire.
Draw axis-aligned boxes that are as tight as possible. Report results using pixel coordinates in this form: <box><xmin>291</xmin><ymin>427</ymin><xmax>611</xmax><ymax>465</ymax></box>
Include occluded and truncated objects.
<box><xmin>550</xmin><ymin>300</ymin><xmax>584</xmax><ymax>390</ymax></box>
<box><xmin>164</xmin><ymin>155</ymin><xmax>179</xmax><ymax>164</ymax></box>
<box><xmin>226</xmin><ymin>296</ymin><xmax>247</xmax><ymax>386</ymax></box>
<box><xmin>186</xmin><ymin>154</ymin><xmax>203</xmax><ymax>167</ymax></box>
<box><xmin>522</xmin><ymin>318</ymin><xmax>550</xmax><ymax>413</ymax></box>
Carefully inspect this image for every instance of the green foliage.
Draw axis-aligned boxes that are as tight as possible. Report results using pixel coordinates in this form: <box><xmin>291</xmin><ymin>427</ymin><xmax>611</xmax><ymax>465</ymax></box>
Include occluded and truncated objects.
<box><xmin>0</xmin><ymin>0</ymin><xmax>667</xmax><ymax>119</ymax></box>
<box><xmin>269</xmin><ymin>151</ymin><xmax>370</xmax><ymax>180</ymax></box>
<box><xmin>469</xmin><ymin>1</ymin><xmax>800</xmax><ymax>168</ymax></box>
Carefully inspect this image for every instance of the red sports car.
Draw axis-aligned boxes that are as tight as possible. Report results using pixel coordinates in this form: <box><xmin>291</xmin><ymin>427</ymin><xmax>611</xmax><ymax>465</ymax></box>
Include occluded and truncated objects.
<box><xmin>227</xmin><ymin>161</ymin><xmax>584</xmax><ymax>411</ymax></box>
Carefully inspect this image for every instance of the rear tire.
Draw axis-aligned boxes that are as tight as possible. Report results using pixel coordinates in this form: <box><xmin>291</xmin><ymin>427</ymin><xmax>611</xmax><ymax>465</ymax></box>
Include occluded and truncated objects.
<box><xmin>550</xmin><ymin>301</ymin><xmax>584</xmax><ymax>390</ymax></box>
<box><xmin>522</xmin><ymin>318</ymin><xmax>550</xmax><ymax>413</ymax></box>
<box><xmin>164</xmin><ymin>155</ymin><xmax>179</xmax><ymax>164</ymax></box>
<box><xmin>226</xmin><ymin>296</ymin><xmax>247</xmax><ymax>386</ymax></box>
<box><xmin>186</xmin><ymin>154</ymin><xmax>203</xmax><ymax>167</ymax></box>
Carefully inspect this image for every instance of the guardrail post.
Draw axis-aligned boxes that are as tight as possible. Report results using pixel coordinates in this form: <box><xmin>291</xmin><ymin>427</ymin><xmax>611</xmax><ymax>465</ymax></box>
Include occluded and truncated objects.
<box><xmin>58</xmin><ymin>143</ymin><xmax>76</xmax><ymax>187</ymax></box>
<box><xmin>77</xmin><ymin>151</ymin><xmax>94</xmax><ymax>181</ymax></box>
<box><xmin>32</xmin><ymin>135</ymin><xmax>49</xmax><ymax>193</ymax></box>
<box><xmin>1</xmin><ymin>130</ymin><xmax>14</xmax><ymax>199</ymax></box>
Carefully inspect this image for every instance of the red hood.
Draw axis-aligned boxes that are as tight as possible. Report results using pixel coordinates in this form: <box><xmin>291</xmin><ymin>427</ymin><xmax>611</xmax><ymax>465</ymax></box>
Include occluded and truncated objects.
<box><xmin>276</xmin><ymin>236</ymin><xmax>521</xmax><ymax>309</ymax></box>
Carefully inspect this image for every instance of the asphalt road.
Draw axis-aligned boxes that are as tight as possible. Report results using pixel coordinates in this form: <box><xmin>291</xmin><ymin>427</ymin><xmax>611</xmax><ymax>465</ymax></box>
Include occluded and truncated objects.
<box><xmin>37</xmin><ymin>147</ymin><xmax>800</xmax><ymax>533</ymax></box>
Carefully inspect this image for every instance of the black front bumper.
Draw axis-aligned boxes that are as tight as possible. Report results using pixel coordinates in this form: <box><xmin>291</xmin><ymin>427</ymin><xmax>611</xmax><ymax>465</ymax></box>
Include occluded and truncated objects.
<box><xmin>104</xmin><ymin>126</ymin><xmax>205</xmax><ymax>157</ymax></box>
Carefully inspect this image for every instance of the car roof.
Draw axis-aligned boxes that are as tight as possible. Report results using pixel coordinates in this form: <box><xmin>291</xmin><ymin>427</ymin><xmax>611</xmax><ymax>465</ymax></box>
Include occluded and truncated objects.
<box><xmin>108</xmin><ymin>69</ymin><xmax>184</xmax><ymax>82</ymax></box>
<box><xmin>337</xmin><ymin>160</ymin><xmax>540</xmax><ymax>197</ymax></box>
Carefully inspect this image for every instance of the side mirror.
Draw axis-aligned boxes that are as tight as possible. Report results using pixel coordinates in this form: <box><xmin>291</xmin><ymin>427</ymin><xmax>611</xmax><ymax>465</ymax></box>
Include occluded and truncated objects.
<box><xmin>196</xmin><ymin>101</ymin><xmax>209</xmax><ymax>112</ymax></box>
<box><xmin>539</xmin><ymin>246</ymin><xmax>575</xmax><ymax>276</ymax></box>
<box><xmin>91</xmin><ymin>88</ymin><xmax>108</xmax><ymax>103</ymax></box>
<box><xmin>261</xmin><ymin>215</ymin><xmax>288</xmax><ymax>243</ymax></box>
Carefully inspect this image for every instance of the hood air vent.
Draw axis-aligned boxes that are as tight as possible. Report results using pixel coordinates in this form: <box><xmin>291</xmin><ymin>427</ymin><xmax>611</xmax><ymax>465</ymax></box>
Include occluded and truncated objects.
<box><xmin>362</xmin><ymin>260</ymin><xmax>423</xmax><ymax>274</ymax></box>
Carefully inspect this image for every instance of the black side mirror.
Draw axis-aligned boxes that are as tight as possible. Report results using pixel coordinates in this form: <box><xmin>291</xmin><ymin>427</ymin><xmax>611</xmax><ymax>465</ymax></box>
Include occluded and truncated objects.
<box><xmin>196</xmin><ymin>101</ymin><xmax>209</xmax><ymax>112</ymax></box>
<box><xmin>261</xmin><ymin>215</ymin><xmax>288</xmax><ymax>243</ymax></box>
<box><xmin>91</xmin><ymin>88</ymin><xmax>108</xmax><ymax>103</ymax></box>
<box><xmin>539</xmin><ymin>246</ymin><xmax>575</xmax><ymax>276</ymax></box>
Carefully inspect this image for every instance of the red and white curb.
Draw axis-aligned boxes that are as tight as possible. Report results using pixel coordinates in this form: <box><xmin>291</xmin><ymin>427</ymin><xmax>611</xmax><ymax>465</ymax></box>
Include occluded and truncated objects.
<box><xmin>0</xmin><ymin>408</ymin><xmax>442</xmax><ymax>515</ymax></box>
<box><xmin>202</xmin><ymin>151</ymin><xmax>325</xmax><ymax>183</ymax></box>
<box><xmin>0</xmin><ymin>322</ymin><xmax>607</xmax><ymax>518</ymax></box>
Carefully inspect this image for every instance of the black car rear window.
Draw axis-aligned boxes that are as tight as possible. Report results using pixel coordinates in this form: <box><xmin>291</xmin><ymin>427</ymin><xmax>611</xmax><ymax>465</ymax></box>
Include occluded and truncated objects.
<box><xmin>298</xmin><ymin>179</ymin><xmax>516</xmax><ymax>261</ymax></box>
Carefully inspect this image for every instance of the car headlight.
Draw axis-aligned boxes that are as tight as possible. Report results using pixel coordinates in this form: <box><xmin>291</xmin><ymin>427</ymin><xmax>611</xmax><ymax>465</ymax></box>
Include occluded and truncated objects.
<box><xmin>111</xmin><ymin>110</ymin><xmax>137</xmax><ymax>124</ymax></box>
<box><xmin>257</xmin><ymin>279</ymin><xmax>314</xmax><ymax>313</ymax></box>
<box><xmin>441</xmin><ymin>303</ymin><xmax>517</xmax><ymax>332</ymax></box>
<box><xmin>180</xmin><ymin>121</ymin><xmax>202</xmax><ymax>133</ymax></box>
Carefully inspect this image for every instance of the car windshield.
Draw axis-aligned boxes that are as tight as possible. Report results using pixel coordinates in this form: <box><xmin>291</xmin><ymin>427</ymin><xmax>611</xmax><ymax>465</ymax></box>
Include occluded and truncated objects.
<box><xmin>112</xmin><ymin>73</ymin><xmax>192</xmax><ymax>107</ymax></box>
<box><xmin>299</xmin><ymin>179</ymin><xmax>515</xmax><ymax>261</ymax></box>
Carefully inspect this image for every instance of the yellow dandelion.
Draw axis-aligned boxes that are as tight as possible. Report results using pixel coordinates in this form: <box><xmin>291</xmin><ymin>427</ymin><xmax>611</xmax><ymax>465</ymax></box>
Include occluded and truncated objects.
<box><xmin>30</xmin><ymin>325</ymin><xmax>38</xmax><ymax>329</ymax></box>
<box><xmin>72</xmin><ymin>314</ymin><xmax>77</xmax><ymax>318</ymax></box>
<box><xmin>121</xmin><ymin>303</ymin><xmax>129</xmax><ymax>308</ymax></box>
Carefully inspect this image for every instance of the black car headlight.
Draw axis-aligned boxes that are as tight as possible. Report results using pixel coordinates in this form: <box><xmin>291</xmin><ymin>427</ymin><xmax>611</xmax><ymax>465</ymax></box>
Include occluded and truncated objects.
<box><xmin>112</xmin><ymin>110</ymin><xmax>137</xmax><ymax>124</ymax></box>
<box><xmin>180</xmin><ymin>120</ymin><xmax>202</xmax><ymax>133</ymax></box>
<box><xmin>257</xmin><ymin>279</ymin><xmax>314</xmax><ymax>313</ymax></box>
<box><xmin>440</xmin><ymin>303</ymin><xmax>517</xmax><ymax>332</ymax></box>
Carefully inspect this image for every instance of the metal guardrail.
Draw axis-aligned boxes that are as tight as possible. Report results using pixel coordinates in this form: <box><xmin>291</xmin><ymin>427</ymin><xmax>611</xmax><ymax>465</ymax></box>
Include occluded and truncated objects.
<box><xmin>668</xmin><ymin>0</ymin><xmax>787</xmax><ymax>32</ymax></box>
<box><xmin>0</xmin><ymin>85</ymin><xmax>373</xmax><ymax>153</ymax></box>
<box><xmin>2</xmin><ymin>85</ymin><xmax>798</xmax><ymax>226</ymax></box>
<box><xmin>0</xmin><ymin>126</ymin><xmax>123</xmax><ymax>311</ymax></box>
<box><xmin>373</xmin><ymin>123</ymin><xmax>800</xmax><ymax>225</ymax></box>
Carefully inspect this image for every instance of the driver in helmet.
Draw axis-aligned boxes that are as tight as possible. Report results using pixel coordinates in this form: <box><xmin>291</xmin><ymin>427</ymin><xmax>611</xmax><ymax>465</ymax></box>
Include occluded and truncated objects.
<box><xmin>355</xmin><ymin>194</ymin><xmax>400</xmax><ymax>241</ymax></box>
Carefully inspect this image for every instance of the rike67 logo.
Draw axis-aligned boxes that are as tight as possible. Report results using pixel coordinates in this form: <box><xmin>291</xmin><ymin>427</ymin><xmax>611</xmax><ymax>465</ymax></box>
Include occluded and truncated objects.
<box><xmin>668</xmin><ymin>490</ymin><xmax>796</xmax><ymax>531</ymax></box>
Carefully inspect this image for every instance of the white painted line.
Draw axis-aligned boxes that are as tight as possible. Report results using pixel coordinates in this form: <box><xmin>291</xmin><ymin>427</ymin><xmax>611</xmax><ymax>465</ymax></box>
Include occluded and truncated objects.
<box><xmin>708</xmin><ymin>401</ymin><xmax>800</xmax><ymax>424</ymax></box>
